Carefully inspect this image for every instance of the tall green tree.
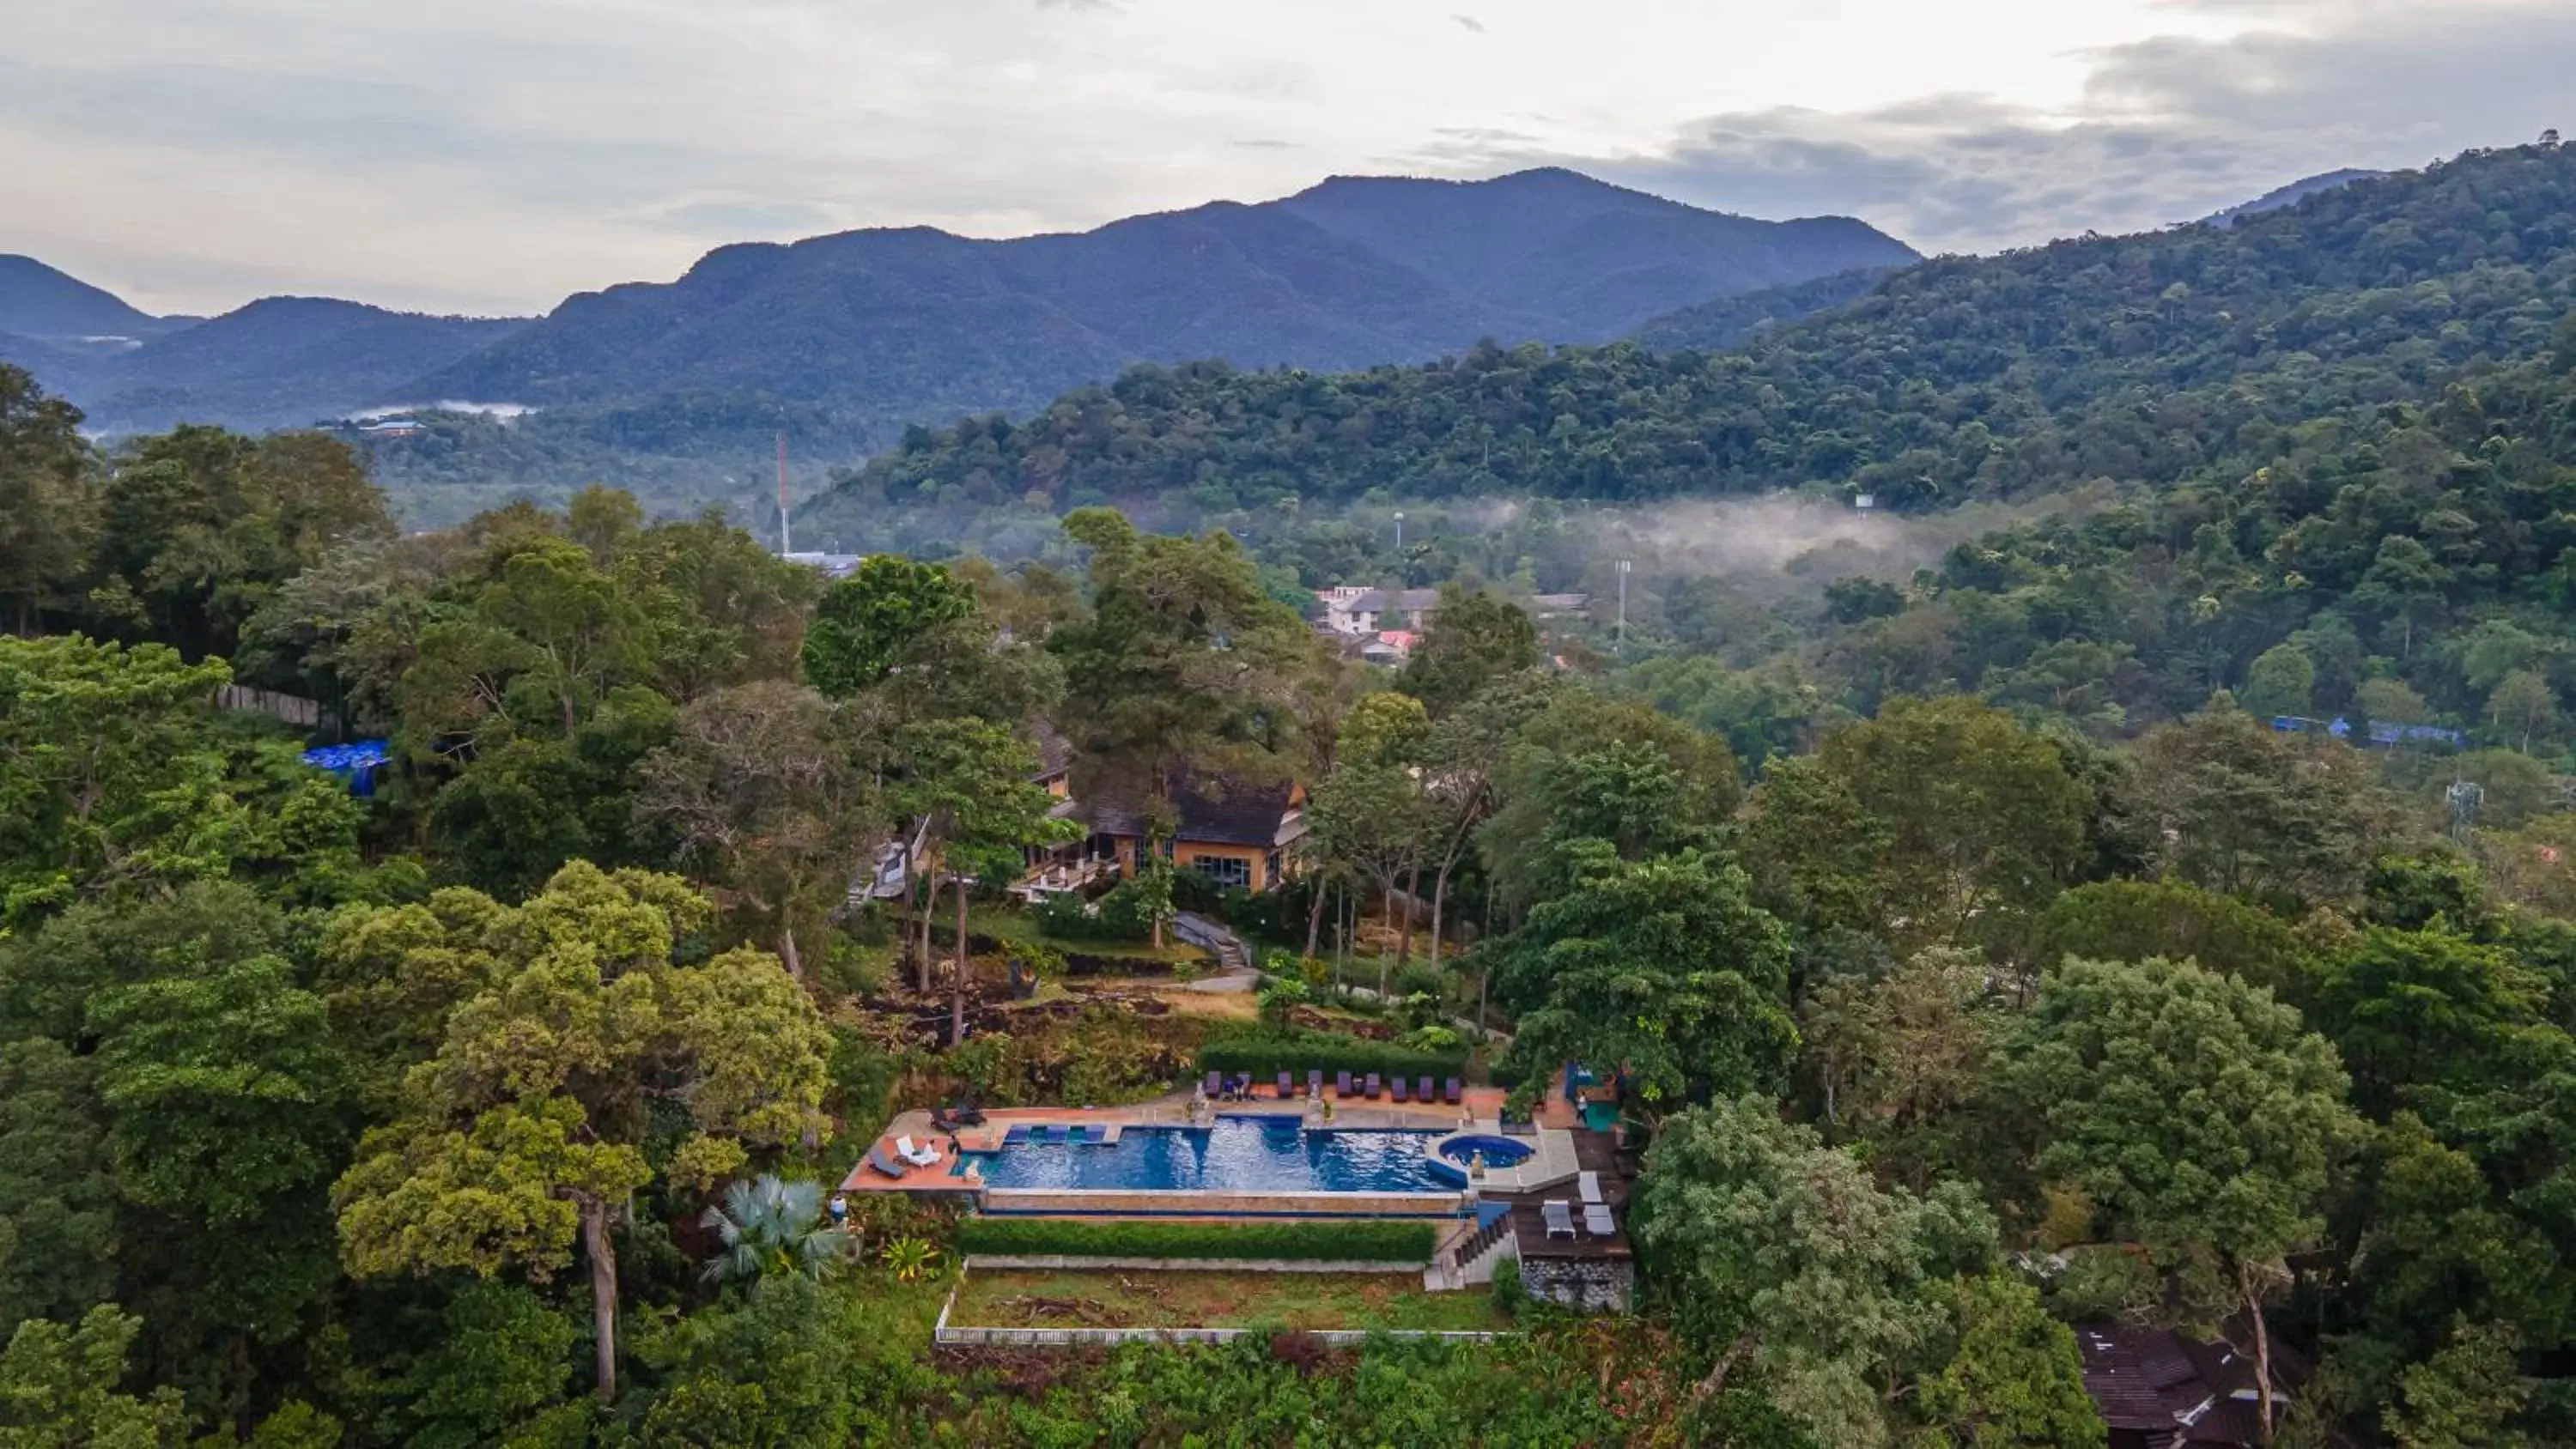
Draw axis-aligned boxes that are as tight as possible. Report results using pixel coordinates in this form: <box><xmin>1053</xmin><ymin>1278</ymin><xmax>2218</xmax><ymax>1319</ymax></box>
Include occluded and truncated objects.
<box><xmin>1400</xmin><ymin>589</ymin><xmax>1538</xmax><ymax>717</ymax></box>
<box><xmin>1049</xmin><ymin>507</ymin><xmax>1320</xmax><ymax>864</ymax></box>
<box><xmin>2003</xmin><ymin>956</ymin><xmax>2360</xmax><ymax>1443</ymax></box>
<box><xmin>1911</xmin><ymin>1272</ymin><xmax>2105</xmax><ymax>1448</ymax></box>
<box><xmin>2136</xmin><ymin>702</ymin><xmax>2399</xmax><ymax>911</ymax></box>
<box><xmin>886</xmin><ymin>718</ymin><xmax>1077</xmax><ymax>1029</ymax></box>
<box><xmin>634</xmin><ymin>680</ymin><xmax>880</xmax><ymax>981</ymax></box>
<box><xmin>1498</xmin><ymin>845</ymin><xmax>1795</xmax><ymax>1116</ymax></box>
<box><xmin>1803</xmin><ymin>696</ymin><xmax>2089</xmax><ymax>950</ymax></box>
<box><xmin>799</xmin><ymin>555</ymin><xmax>975</xmax><ymax>700</ymax></box>
<box><xmin>331</xmin><ymin>863</ymin><xmax>832</xmax><ymax>1403</ymax></box>
<box><xmin>0</xmin><ymin>1306</ymin><xmax>186</xmax><ymax>1447</ymax></box>
<box><xmin>94</xmin><ymin>426</ymin><xmax>391</xmax><ymax>659</ymax></box>
<box><xmin>0</xmin><ymin>637</ymin><xmax>364</xmax><ymax>929</ymax></box>
<box><xmin>1636</xmin><ymin>1094</ymin><xmax>1996</xmax><ymax>1446</ymax></box>
<box><xmin>0</xmin><ymin>366</ymin><xmax>95</xmax><ymax>635</ymax></box>
<box><xmin>0</xmin><ymin>1041</ymin><xmax>115</xmax><ymax>1343</ymax></box>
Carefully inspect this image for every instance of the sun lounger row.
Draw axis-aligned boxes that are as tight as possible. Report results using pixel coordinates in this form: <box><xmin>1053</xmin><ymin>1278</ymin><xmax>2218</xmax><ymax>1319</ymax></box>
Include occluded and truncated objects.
<box><xmin>1542</xmin><ymin>1199</ymin><xmax>1620</xmax><ymax>1240</ymax></box>
<box><xmin>1204</xmin><ymin>1070</ymin><xmax>1467</xmax><ymax>1103</ymax></box>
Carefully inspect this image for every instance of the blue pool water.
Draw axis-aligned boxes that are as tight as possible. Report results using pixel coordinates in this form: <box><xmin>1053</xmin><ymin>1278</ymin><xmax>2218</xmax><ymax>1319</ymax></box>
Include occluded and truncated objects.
<box><xmin>1436</xmin><ymin>1134</ymin><xmax>1531</xmax><ymax>1167</ymax></box>
<box><xmin>963</xmin><ymin>1118</ymin><xmax>1443</xmax><ymax>1193</ymax></box>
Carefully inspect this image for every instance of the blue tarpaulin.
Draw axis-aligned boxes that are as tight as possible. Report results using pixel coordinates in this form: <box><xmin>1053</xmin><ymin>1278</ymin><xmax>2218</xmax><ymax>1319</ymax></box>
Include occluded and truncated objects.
<box><xmin>301</xmin><ymin>739</ymin><xmax>391</xmax><ymax>796</ymax></box>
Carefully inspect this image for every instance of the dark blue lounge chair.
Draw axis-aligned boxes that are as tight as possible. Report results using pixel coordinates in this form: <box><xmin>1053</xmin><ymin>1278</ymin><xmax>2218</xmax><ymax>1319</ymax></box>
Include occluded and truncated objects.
<box><xmin>1418</xmin><ymin>1076</ymin><xmax>1435</xmax><ymax>1103</ymax></box>
<box><xmin>1277</xmin><ymin>1070</ymin><xmax>1293</xmax><ymax>1098</ymax></box>
<box><xmin>1335</xmin><ymin>1070</ymin><xmax>1353</xmax><ymax>1097</ymax></box>
<box><xmin>1443</xmin><ymin>1077</ymin><xmax>1462</xmax><ymax>1105</ymax></box>
<box><xmin>1391</xmin><ymin>1077</ymin><xmax>1410</xmax><ymax>1103</ymax></box>
<box><xmin>1364</xmin><ymin>1072</ymin><xmax>1382</xmax><ymax>1099</ymax></box>
<box><xmin>865</xmin><ymin>1143</ymin><xmax>906</xmax><ymax>1179</ymax></box>
<box><xmin>1203</xmin><ymin>1070</ymin><xmax>1222</xmax><ymax>1099</ymax></box>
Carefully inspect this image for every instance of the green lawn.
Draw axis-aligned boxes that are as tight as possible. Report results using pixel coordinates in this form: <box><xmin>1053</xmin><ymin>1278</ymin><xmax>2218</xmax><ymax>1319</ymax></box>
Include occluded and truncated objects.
<box><xmin>949</xmin><ymin>1269</ymin><xmax>1510</xmax><ymax>1333</ymax></box>
<box><xmin>967</xmin><ymin>906</ymin><xmax>1210</xmax><ymax>967</ymax></box>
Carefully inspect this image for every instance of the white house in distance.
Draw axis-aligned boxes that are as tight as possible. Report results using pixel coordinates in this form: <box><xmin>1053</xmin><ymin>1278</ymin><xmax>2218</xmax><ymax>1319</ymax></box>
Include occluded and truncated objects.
<box><xmin>1316</xmin><ymin>586</ymin><xmax>1443</xmax><ymax>636</ymax></box>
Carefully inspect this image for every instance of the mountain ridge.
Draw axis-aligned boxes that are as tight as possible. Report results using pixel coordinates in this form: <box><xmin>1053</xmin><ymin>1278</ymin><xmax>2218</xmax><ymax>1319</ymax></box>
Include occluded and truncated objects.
<box><xmin>409</xmin><ymin>167</ymin><xmax>1921</xmax><ymax>423</ymax></box>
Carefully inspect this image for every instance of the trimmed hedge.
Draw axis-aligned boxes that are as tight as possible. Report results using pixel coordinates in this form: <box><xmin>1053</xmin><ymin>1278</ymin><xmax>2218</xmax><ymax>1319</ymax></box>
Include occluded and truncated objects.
<box><xmin>1199</xmin><ymin>1029</ymin><xmax>1467</xmax><ymax>1082</ymax></box>
<box><xmin>958</xmin><ymin>1216</ymin><xmax>1437</xmax><ymax>1263</ymax></box>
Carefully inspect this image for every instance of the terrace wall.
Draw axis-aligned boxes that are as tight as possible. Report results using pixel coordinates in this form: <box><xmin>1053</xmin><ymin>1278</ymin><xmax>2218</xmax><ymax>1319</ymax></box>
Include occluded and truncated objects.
<box><xmin>1522</xmin><ymin>1257</ymin><xmax>1634</xmax><ymax>1313</ymax></box>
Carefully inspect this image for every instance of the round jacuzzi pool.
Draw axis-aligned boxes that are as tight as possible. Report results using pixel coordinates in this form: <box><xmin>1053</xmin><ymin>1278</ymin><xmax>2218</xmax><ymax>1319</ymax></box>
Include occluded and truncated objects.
<box><xmin>1437</xmin><ymin>1134</ymin><xmax>1532</xmax><ymax>1168</ymax></box>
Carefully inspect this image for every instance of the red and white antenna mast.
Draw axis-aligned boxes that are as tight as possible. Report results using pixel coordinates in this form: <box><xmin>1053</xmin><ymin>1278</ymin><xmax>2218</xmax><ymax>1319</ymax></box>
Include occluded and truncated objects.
<box><xmin>775</xmin><ymin>431</ymin><xmax>792</xmax><ymax>555</ymax></box>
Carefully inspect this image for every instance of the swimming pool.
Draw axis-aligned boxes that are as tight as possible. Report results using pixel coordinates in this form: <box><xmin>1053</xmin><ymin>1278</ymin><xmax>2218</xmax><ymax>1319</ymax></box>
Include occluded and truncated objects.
<box><xmin>1435</xmin><ymin>1134</ymin><xmax>1532</xmax><ymax>1168</ymax></box>
<box><xmin>962</xmin><ymin>1118</ymin><xmax>1443</xmax><ymax>1193</ymax></box>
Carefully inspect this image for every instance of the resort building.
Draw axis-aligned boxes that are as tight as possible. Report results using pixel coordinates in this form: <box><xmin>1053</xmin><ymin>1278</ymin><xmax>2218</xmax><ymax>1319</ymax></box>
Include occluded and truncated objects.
<box><xmin>2077</xmin><ymin>1321</ymin><xmax>2306</xmax><ymax>1449</ymax></box>
<box><xmin>1081</xmin><ymin>776</ymin><xmax>1309</xmax><ymax>894</ymax></box>
<box><xmin>1317</xmin><ymin>586</ymin><xmax>1442</xmax><ymax>636</ymax></box>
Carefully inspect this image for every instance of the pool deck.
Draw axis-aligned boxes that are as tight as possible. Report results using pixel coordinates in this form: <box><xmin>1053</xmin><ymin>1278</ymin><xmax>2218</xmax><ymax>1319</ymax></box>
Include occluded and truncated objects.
<box><xmin>840</xmin><ymin>1084</ymin><xmax>1574</xmax><ymax>1207</ymax></box>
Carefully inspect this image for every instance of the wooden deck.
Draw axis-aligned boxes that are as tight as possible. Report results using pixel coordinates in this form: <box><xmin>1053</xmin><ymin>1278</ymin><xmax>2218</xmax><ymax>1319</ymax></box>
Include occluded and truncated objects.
<box><xmin>1485</xmin><ymin>1129</ymin><xmax>1637</xmax><ymax>1261</ymax></box>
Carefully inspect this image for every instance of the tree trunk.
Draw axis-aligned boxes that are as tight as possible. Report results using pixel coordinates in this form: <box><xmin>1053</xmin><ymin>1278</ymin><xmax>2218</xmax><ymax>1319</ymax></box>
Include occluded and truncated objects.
<box><xmin>2244</xmin><ymin>1265</ymin><xmax>2276</xmax><ymax>1445</ymax></box>
<box><xmin>580</xmin><ymin>1195</ymin><xmax>620</xmax><ymax>1403</ymax></box>
<box><xmin>951</xmin><ymin>876</ymin><xmax>969</xmax><ymax>1047</ymax></box>
<box><xmin>1395</xmin><ymin>856</ymin><xmax>1420</xmax><ymax>967</ymax></box>
<box><xmin>1428</xmin><ymin>863</ymin><xmax>1450</xmax><ymax>970</ymax></box>
<box><xmin>1476</xmin><ymin>966</ymin><xmax>1489</xmax><ymax>1041</ymax></box>
<box><xmin>1304</xmin><ymin>876</ymin><xmax>1329</xmax><ymax>961</ymax></box>
<box><xmin>896</xmin><ymin>859</ymin><xmax>918</xmax><ymax>989</ymax></box>
<box><xmin>778</xmin><ymin>923</ymin><xmax>803</xmax><ymax>982</ymax></box>
<box><xmin>1688</xmin><ymin>1328</ymin><xmax>1759</xmax><ymax>1408</ymax></box>
<box><xmin>917</xmin><ymin>875</ymin><xmax>939</xmax><ymax>995</ymax></box>
<box><xmin>1378</xmin><ymin>882</ymin><xmax>1394</xmax><ymax>997</ymax></box>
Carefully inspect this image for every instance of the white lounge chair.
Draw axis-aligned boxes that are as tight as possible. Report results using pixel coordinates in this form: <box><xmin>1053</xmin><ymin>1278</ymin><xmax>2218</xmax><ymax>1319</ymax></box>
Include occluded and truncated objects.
<box><xmin>1584</xmin><ymin>1203</ymin><xmax>1617</xmax><ymax>1238</ymax></box>
<box><xmin>1578</xmin><ymin>1171</ymin><xmax>1604</xmax><ymax>1204</ymax></box>
<box><xmin>895</xmin><ymin>1135</ymin><xmax>940</xmax><ymax>1168</ymax></box>
<box><xmin>1542</xmin><ymin>1200</ymin><xmax>1577</xmax><ymax>1240</ymax></box>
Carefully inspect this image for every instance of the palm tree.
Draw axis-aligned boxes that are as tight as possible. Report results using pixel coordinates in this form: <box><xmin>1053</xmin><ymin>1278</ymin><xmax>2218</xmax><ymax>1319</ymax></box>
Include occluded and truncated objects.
<box><xmin>700</xmin><ymin>1174</ymin><xmax>844</xmax><ymax>1289</ymax></box>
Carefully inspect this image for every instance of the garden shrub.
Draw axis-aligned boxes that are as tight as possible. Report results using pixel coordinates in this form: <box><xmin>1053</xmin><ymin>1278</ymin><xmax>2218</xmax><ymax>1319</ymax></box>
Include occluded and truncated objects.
<box><xmin>1198</xmin><ymin>1028</ymin><xmax>1467</xmax><ymax>1081</ymax></box>
<box><xmin>957</xmin><ymin>1217</ymin><xmax>1437</xmax><ymax>1263</ymax></box>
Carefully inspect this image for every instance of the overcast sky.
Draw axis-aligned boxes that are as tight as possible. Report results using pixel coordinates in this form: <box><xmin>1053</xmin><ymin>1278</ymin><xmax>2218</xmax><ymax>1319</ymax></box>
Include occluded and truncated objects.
<box><xmin>4</xmin><ymin>0</ymin><xmax>2569</xmax><ymax>318</ymax></box>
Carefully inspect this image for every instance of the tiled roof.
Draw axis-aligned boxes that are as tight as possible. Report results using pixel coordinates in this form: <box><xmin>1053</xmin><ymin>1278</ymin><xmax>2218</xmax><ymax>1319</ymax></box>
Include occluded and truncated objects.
<box><xmin>1030</xmin><ymin>721</ymin><xmax>1074</xmax><ymax>779</ymax></box>
<box><xmin>1084</xmin><ymin>775</ymin><xmax>1304</xmax><ymax>848</ymax></box>
<box><xmin>1340</xmin><ymin>588</ymin><xmax>1443</xmax><ymax>613</ymax></box>
<box><xmin>2076</xmin><ymin>1322</ymin><xmax>2304</xmax><ymax>1446</ymax></box>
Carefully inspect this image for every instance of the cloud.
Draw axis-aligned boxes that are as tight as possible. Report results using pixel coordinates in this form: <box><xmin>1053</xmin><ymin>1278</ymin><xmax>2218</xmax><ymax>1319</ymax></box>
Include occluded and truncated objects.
<box><xmin>2</xmin><ymin>0</ymin><xmax>2567</xmax><ymax>316</ymax></box>
<box><xmin>1456</xmin><ymin>0</ymin><xmax>2576</xmax><ymax>252</ymax></box>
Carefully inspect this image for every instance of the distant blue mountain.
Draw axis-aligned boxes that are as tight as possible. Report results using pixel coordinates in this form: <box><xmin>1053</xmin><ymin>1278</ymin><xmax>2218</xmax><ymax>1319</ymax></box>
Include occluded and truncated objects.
<box><xmin>2202</xmin><ymin>169</ymin><xmax>2386</xmax><ymax>228</ymax></box>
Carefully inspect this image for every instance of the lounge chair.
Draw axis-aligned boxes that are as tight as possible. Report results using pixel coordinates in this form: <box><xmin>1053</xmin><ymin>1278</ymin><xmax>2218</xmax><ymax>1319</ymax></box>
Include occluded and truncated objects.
<box><xmin>1579</xmin><ymin>1171</ymin><xmax>1604</xmax><ymax>1205</ymax></box>
<box><xmin>1277</xmin><ymin>1070</ymin><xmax>1294</xmax><ymax>1098</ymax></box>
<box><xmin>1585</xmin><ymin>1203</ymin><xmax>1618</xmax><ymax>1238</ymax></box>
<box><xmin>929</xmin><ymin>1106</ymin><xmax>958</xmax><ymax>1132</ymax></box>
<box><xmin>1364</xmin><ymin>1072</ymin><xmax>1382</xmax><ymax>1099</ymax></box>
<box><xmin>1390</xmin><ymin>1076</ymin><xmax>1410</xmax><ymax>1103</ymax></box>
<box><xmin>1234</xmin><ymin>1072</ymin><xmax>1255</xmax><ymax>1100</ymax></box>
<box><xmin>865</xmin><ymin>1143</ymin><xmax>907</xmax><ymax>1179</ymax></box>
<box><xmin>1543</xmin><ymin>1201</ymin><xmax>1577</xmax><ymax>1240</ymax></box>
<box><xmin>951</xmin><ymin>1099</ymin><xmax>987</xmax><ymax>1126</ymax></box>
<box><xmin>1443</xmin><ymin>1077</ymin><xmax>1462</xmax><ymax>1105</ymax></box>
<box><xmin>1417</xmin><ymin>1076</ymin><xmax>1435</xmax><ymax>1102</ymax></box>
<box><xmin>1309</xmin><ymin>1070</ymin><xmax>1324</xmax><ymax>1099</ymax></box>
<box><xmin>1203</xmin><ymin>1070</ymin><xmax>1222</xmax><ymax>1099</ymax></box>
<box><xmin>896</xmin><ymin>1135</ymin><xmax>942</xmax><ymax>1167</ymax></box>
<box><xmin>1336</xmin><ymin>1070</ymin><xmax>1354</xmax><ymax>1098</ymax></box>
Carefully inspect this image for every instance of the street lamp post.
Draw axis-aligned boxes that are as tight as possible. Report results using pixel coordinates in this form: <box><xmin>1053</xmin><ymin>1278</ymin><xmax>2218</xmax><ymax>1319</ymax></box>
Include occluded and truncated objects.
<box><xmin>1394</xmin><ymin>511</ymin><xmax>1405</xmax><ymax>553</ymax></box>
